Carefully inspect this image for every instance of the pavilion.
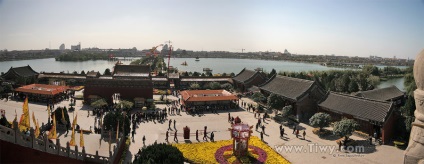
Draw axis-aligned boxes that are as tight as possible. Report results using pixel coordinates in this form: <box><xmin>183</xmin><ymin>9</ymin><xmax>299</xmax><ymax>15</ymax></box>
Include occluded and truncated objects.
<box><xmin>14</xmin><ymin>84</ymin><xmax>68</xmax><ymax>103</ymax></box>
<box><xmin>180</xmin><ymin>90</ymin><xmax>239</xmax><ymax>106</ymax></box>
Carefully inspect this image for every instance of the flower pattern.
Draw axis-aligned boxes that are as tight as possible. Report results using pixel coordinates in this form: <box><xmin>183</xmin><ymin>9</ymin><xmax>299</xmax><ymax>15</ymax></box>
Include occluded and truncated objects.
<box><xmin>173</xmin><ymin>136</ymin><xmax>290</xmax><ymax>164</ymax></box>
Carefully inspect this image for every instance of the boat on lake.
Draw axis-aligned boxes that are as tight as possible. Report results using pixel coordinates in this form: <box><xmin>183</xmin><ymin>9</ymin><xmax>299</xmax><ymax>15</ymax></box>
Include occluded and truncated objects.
<box><xmin>195</xmin><ymin>56</ymin><xmax>200</xmax><ymax>61</ymax></box>
<box><xmin>181</xmin><ymin>61</ymin><xmax>188</xmax><ymax>66</ymax></box>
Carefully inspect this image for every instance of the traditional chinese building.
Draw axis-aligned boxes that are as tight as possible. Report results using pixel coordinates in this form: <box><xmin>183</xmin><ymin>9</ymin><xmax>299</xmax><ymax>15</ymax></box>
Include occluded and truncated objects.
<box><xmin>180</xmin><ymin>90</ymin><xmax>239</xmax><ymax>106</ymax></box>
<box><xmin>14</xmin><ymin>84</ymin><xmax>68</xmax><ymax>103</ymax></box>
<box><xmin>112</xmin><ymin>65</ymin><xmax>151</xmax><ymax>79</ymax></box>
<box><xmin>84</xmin><ymin>78</ymin><xmax>153</xmax><ymax>106</ymax></box>
<box><xmin>259</xmin><ymin>75</ymin><xmax>326</xmax><ymax>121</ymax></box>
<box><xmin>38</xmin><ymin>73</ymin><xmax>86</xmax><ymax>86</ymax></box>
<box><xmin>354</xmin><ymin>85</ymin><xmax>405</xmax><ymax>107</ymax></box>
<box><xmin>232</xmin><ymin>68</ymin><xmax>267</xmax><ymax>93</ymax></box>
<box><xmin>318</xmin><ymin>92</ymin><xmax>396</xmax><ymax>144</ymax></box>
<box><xmin>1</xmin><ymin>65</ymin><xmax>39</xmax><ymax>85</ymax></box>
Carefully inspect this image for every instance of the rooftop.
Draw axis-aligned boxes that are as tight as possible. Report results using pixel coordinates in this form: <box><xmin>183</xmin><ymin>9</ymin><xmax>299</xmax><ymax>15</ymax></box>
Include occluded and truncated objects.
<box><xmin>15</xmin><ymin>84</ymin><xmax>68</xmax><ymax>95</ymax></box>
<box><xmin>232</xmin><ymin>68</ymin><xmax>260</xmax><ymax>83</ymax></box>
<box><xmin>354</xmin><ymin>85</ymin><xmax>404</xmax><ymax>101</ymax></box>
<box><xmin>259</xmin><ymin>75</ymin><xmax>314</xmax><ymax>101</ymax></box>
<box><xmin>319</xmin><ymin>92</ymin><xmax>393</xmax><ymax>123</ymax></box>
<box><xmin>180</xmin><ymin>90</ymin><xmax>238</xmax><ymax>102</ymax></box>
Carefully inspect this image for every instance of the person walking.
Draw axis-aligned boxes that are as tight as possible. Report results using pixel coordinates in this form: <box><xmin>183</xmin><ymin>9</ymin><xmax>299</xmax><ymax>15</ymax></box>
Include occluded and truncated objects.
<box><xmin>296</xmin><ymin>129</ymin><xmax>299</xmax><ymax>138</ymax></box>
<box><xmin>203</xmin><ymin>129</ymin><xmax>207</xmax><ymax>141</ymax></box>
<box><xmin>255</xmin><ymin>123</ymin><xmax>259</xmax><ymax>131</ymax></box>
<box><xmin>292</xmin><ymin>125</ymin><xmax>296</xmax><ymax>134</ymax></box>
<box><xmin>173</xmin><ymin>120</ymin><xmax>176</xmax><ymax>129</ymax></box>
<box><xmin>260</xmin><ymin>131</ymin><xmax>264</xmax><ymax>141</ymax></box>
<box><xmin>279</xmin><ymin>124</ymin><xmax>282</xmax><ymax>131</ymax></box>
<box><xmin>211</xmin><ymin>132</ymin><xmax>215</xmax><ymax>142</ymax></box>
<box><xmin>261</xmin><ymin>125</ymin><xmax>265</xmax><ymax>134</ymax></box>
<box><xmin>174</xmin><ymin>130</ymin><xmax>178</xmax><ymax>142</ymax></box>
<box><xmin>303</xmin><ymin>130</ymin><xmax>306</xmax><ymax>140</ymax></box>
<box><xmin>228</xmin><ymin>113</ymin><xmax>231</xmax><ymax>123</ymax></box>
<box><xmin>142</xmin><ymin>135</ymin><xmax>146</xmax><ymax>145</ymax></box>
<box><xmin>165</xmin><ymin>130</ymin><xmax>169</xmax><ymax>142</ymax></box>
<box><xmin>168</xmin><ymin>119</ymin><xmax>172</xmax><ymax>130</ymax></box>
<box><xmin>196</xmin><ymin>130</ymin><xmax>199</xmax><ymax>141</ymax></box>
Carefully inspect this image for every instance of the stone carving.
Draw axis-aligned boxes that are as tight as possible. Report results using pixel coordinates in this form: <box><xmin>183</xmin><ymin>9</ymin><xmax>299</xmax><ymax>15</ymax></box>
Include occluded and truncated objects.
<box><xmin>404</xmin><ymin>49</ymin><xmax>424</xmax><ymax>164</ymax></box>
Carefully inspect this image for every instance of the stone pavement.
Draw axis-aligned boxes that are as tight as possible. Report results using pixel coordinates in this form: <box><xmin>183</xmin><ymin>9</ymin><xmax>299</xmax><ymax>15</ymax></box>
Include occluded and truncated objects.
<box><xmin>0</xmin><ymin>94</ymin><xmax>404</xmax><ymax>164</ymax></box>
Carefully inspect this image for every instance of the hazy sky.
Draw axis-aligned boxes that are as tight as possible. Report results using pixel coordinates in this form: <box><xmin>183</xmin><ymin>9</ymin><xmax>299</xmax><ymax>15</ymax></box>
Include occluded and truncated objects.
<box><xmin>0</xmin><ymin>0</ymin><xmax>423</xmax><ymax>59</ymax></box>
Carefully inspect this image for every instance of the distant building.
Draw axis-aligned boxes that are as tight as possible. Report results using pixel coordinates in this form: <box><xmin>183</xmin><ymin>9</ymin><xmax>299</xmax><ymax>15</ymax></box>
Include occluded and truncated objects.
<box><xmin>71</xmin><ymin>42</ymin><xmax>81</xmax><ymax>51</ymax></box>
<box><xmin>59</xmin><ymin>44</ymin><xmax>65</xmax><ymax>51</ymax></box>
<box><xmin>112</xmin><ymin>64</ymin><xmax>151</xmax><ymax>79</ymax></box>
<box><xmin>180</xmin><ymin>90</ymin><xmax>238</xmax><ymax>106</ymax></box>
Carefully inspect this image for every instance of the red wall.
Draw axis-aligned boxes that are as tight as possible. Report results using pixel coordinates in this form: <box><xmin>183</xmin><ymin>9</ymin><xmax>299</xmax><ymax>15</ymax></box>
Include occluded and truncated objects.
<box><xmin>84</xmin><ymin>86</ymin><xmax>153</xmax><ymax>104</ymax></box>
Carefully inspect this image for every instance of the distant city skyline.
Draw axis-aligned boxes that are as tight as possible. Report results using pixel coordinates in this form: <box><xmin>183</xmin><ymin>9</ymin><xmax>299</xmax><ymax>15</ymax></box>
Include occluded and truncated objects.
<box><xmin>0</xmin><ymin>0</ymin><xmax>423</xmax><ymax>59</ymax></box>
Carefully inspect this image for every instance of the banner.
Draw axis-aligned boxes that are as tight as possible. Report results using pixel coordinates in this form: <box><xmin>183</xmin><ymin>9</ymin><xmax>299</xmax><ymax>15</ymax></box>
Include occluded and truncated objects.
<box><xmin>18</xmin><ymin>97</ymin><xmax>30</xmax><ymax>131</ymax></box>
<box><xmin>48</xmin><ymin>114</ymin><xmax>57</xmax><ymax>139</ymax></box>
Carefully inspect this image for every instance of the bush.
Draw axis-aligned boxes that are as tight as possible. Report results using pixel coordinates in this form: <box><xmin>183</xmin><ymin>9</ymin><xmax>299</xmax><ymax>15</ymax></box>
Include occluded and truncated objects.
<box><xmin>309</xmin><ymin>113</ymin><xmax>331</xmax><ymax>131</ymax></box>
<box><xmin>103</xmin><ymin>111</ymin><xmax>130</xmax><ymax>136</ymax></box>
<box><xmin>133</xmin><ymin>143</ymin><xmax>184</xmax><ymax>164</ymax></box>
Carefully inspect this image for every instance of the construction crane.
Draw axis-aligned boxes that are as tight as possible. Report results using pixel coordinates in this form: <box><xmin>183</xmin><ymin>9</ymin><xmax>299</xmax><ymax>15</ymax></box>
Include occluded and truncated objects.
<box><xmin>150</xmin><ymin>44</ymin><xmax>163</xmax><ymax>57</ymax></box>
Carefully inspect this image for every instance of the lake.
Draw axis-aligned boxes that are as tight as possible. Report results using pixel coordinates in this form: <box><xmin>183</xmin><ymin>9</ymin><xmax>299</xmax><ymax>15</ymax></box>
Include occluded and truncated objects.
<box><xmin>0</xmin><ymin>57</ymin><xmax>405</xmax><ymax>91</ymax></box>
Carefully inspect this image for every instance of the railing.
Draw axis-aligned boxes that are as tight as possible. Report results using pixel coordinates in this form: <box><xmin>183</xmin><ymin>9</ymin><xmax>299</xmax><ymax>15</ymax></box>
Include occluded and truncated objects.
<box><xmin>0</xmin><ymin>122</ymin><xmax>123</xmax><ymax>163</ymax></box>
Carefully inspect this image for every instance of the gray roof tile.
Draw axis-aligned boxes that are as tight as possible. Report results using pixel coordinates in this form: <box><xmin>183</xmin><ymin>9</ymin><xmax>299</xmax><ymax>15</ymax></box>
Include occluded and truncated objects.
<box><xmin>319</xmin><ymin>92</ymin><xmax>393</xmax><ymax>123</ymax></box>
<box><xmin>354</xmin><ymin>85</ymin><xmax>404</xmax><ymax>101</ymax></box>
<box><xmin>259</xmin><ymin>75</ymin><xmax>314</xmax><ymax>101</ymax></box>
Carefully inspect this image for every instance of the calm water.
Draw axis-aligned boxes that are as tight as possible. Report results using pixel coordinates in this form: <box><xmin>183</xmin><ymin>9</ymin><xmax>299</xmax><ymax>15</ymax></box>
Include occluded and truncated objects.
<box><xmin>0</xmin><ymin>57</ymin><xmax>404</xmax><ymax>90</ymax></box>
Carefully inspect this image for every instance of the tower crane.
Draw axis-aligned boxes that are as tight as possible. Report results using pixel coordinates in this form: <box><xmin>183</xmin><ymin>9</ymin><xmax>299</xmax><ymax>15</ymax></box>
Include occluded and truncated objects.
<box><xmin>150</xmin><ymin>44</ymin><xmax>163</xmax><ymax>57</ymax></box>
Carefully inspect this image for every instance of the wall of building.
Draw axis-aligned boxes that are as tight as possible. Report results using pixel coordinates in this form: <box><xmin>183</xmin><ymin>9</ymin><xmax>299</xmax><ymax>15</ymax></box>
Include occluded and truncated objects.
<box><xmin>84</xmin><ymin>86</ymin><xmax>153</xmax><ymax>104</ymax></box>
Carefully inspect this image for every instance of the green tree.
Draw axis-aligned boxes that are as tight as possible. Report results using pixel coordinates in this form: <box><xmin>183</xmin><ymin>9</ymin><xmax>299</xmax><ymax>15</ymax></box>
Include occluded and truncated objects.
<box><xmin>133</xmin><ymin>143</ymin><xmax>184</xmax><ymax>164</ymax></box>
<box><xmin>309</xmin><ymin>113</ymin><xmax>331</xmax><ymax>131</ymax></box>
<box><xmin>189</xmin><ymin>83</ymin><xmax>200</xmax><ymax>90</ymax></box>
<box><xmin>104</xmin><ymin>68</ymin><xmax>112</xmax><ymax>75</ymax></box>
<box><xmin>209</xmin><ymin>82</ymin><xmax>221</xmax><ymax>90</ymax></box>
<box><xmin>192</xmin><ymin>72</ymin><xmax>200</xmax><ymax>77</ymax></box>
<box><xmin>221</xmin><ymin>83</ymin><xmax>233</xmax><ymax>91</ymax></box>
<box><xmin>268</xmin><ymin>69</ymin><xmax>276</xmax><ymax>78</ymax></box>
<box><xmin>281</xmin><ymin>105</ymin><xmax>293</xmax><ymax>118</ymax></box>
<box><xmin>91</xmin><ymin>98</ymin><xmax>108</xmax><ymax>108</ymax></box>
<box><xmin>80</xmin><ymin>70</ymin><xmax>86</xmax><ymax>75</ymax></box>
<box><xmin>267</xmin><ymin>93</ymin><xmax>284</xmax><ymax>110</ymax></box>
<box><xmin>118</xmin><ymin>100</ymin><xmax>134</xmax><ymax>110</ymax></box>
<box><xmin>251</xmin><ymin>92</ymin><xmax>266</xmax><ymax>103</ymax></box>
<box><xmin>362</xmin><ymin>65</ymin><xmax>380</xmax><ymax>76</ymax></box>
<box><xmin>333</xmin><ymin>118</ymin><xmax>359</xmax><ymax>139</ymax></box>
<box><xmin>348</xmin><ymin>80</ymin><xmax>359</xmax><ymax>93</ymax></box>
<box><xmin>367</xmin><ymin>75</ymin><xmax>380</xmax><ymax>88</ymax></box>
<box><xmin>103</xmin><ymin>111</ymin><xmax>130</xmax><ymax>136</ymax></box>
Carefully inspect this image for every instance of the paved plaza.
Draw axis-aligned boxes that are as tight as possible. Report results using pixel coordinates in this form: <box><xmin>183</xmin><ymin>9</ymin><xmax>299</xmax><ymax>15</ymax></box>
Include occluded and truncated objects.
<box><xmin>0</xmin><ymin>93</ymin><xmax>404</xmax><ymax>164</ymax></box>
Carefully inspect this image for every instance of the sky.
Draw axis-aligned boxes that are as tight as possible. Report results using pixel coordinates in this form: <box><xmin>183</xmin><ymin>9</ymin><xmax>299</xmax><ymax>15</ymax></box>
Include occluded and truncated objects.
<box><xmin>0</xmin><ymin>0</ymin><xmax>423</xmax><ymax>59</ymax></box>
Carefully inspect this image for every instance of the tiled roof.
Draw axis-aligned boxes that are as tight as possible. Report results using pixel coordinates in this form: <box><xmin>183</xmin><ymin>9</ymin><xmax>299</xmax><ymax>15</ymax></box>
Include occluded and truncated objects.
<box><xmin>354</xmin><ymin>85</ymin><xmax>404</xmax><ymax>101</ymax></box>
<box><xmin>259</xmin><ymin>75</ymin><xmax>314</xmax><ymax>101</ymax></box>
<box><xmin>85</xmin><ymin>78</ymin><xmax>152</xmax><ymax>88</ymax></box>
<box><xmin>168</xmin><ymin>73</ymin><xmax>180</xmax><ymax>79</ymax></box>
<box><xmin>15</xmin><ymin>84</ymin><xmax>68</xmax><ymax>95</ymax></box>
<box><xmin>181</xmin><ymin>90</ymin><xmax>239</xmax><ymax>102</ymax></box>
<box><xmin>38</xmin><ymin>73</ymin><xmax>86</xmax><ymax>79</ymax></box>
<box><xmin>319</xmin><ymin>92</ymin><xmax>393</xmax><ymax>123</ymax></box>
<box><xmin>113</xmin><ymin>65</ymin><xmax>150</xmax><ymax>77</ymax></box>
<box><xmin>3</xmin><ymin>66</ymin><xmax>38</xmax><ymax>77</ymax></box>
<box><xmin>232</xmin><ymin>69</ymin><xmax>256</xmax><ymax>83</ymax></box>
<box><xmin>180</xmin><ymin>78</ymin><xmax>231</xmax><ymax>82</ymax></box>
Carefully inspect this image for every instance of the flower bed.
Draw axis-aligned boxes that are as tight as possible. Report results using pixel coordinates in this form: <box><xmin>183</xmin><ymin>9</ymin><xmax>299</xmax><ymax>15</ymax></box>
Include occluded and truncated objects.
<box><xmin>173</xmin><ymin>136</ymin><xmax>290</xmax><ymax>164</ymax></box>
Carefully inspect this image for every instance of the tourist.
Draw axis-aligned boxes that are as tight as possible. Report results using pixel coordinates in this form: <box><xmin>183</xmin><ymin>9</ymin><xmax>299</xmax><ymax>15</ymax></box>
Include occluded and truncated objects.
<box><xmin>211</xmin><ymin>132</ymin><xmax>215</xmax><ymax>142</ymax></box>
<box><xmin>132</xmin><ymin>130</ymin><xmax>135</xmax><ymax>139</ymax></box>
<box><xmin>303</xmin><ymin>130</ymin><xmax>306</xmax><ymax>140</ymax></box>
<box><xmin>255</xmin><ymin>123</ymin><xmax>259</xmax><ymax>131</ymax></box>
<box><xmin>174</xmin><ymin>130</ymin><xmax>178</xmax><ymax>142</ymax></box>
<box><xmin>168</xmin><ymin>119</ymin><xmax>172</xmax><ymax>130</ymax></box>
<box><xmin>260</xmin><ymin>131</ymin><xmax>264</xmax><ymax>141</ymax></box>
<box><xmin>165</xmin><ymin>130</ymin><xmax>169</xmax><ymax>142</ymax></box>
<box><xmin>228</xmin><ymin>113</ymin><xmax>231</xmax><ymax>123</ymax></box>
<box><xmin>292</xmin><ymin>125</ymin><xmax>296</xmax><ymax>134</ymax></box>
<box><xmin>196</xmin><ymin>130</ymin><xmax>199</xmax><ymax>141</ymax></box>
<box><xmin>173</xmin><ymin>120</ymin><xmax>176</xmax><ymax>129</ymax></box>
<box><xmin>261</xmin><ymin>125</ymin><xmax>265</xmax><ymax>134</ymax></box>
<box><xmin>203</xmin><ymin>129</ymin><xmax>207</xmax><ymax>141</ymax></box>
<box><xmin>262</xmin><ymin>115</ymin><xmax>266</xmax><ymax>123</ymax></box>
<box><xmin>143</xmin><ymin>135</ymin><xmax>146</xmax><ymax>145</ymax></box>
<box><xmin>279</xmin><ymin>124</ymin><xmax>282</xmax><ymax>131</ymax></box>
<box><xmin>296</xmin><ymin>129</ymin><xmax>299</xmax><ymax>138</ymax></box>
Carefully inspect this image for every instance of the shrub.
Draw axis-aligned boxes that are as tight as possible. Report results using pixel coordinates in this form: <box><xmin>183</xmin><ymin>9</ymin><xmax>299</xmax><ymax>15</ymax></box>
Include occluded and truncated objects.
<box><xmin>133</xmin><ymin>143</ymin><xmax>184</xmax><ymax>164</ymax></box>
